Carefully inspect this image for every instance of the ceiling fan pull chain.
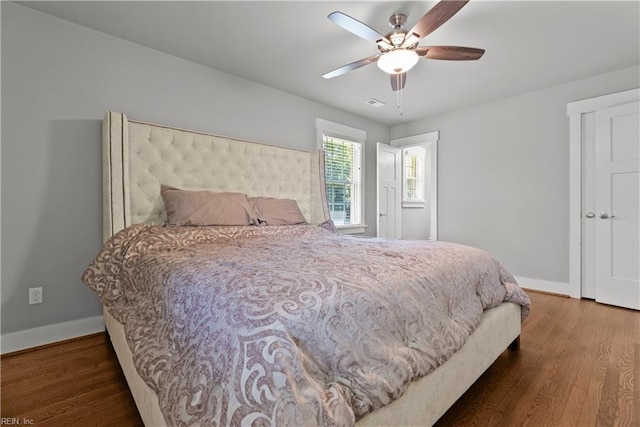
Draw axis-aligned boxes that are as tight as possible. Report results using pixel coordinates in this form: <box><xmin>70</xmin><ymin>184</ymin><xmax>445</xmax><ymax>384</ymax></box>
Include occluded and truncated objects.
<box><xmin>396</xmin><ymin>74</ymin><xmax>404</xmax><ymax>116</ymax></box>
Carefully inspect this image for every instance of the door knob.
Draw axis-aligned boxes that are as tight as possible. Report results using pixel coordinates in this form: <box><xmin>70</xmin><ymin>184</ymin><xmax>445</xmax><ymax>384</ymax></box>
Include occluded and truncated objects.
<box><xmin>599</xmin><ymin>212</ymin><xmax>615</xmax><ymax>219</ymax></box>
<box><xmin>378</xmin><ymin>213</ymin><xmax>386</xmax><ymax>217</ymax></box>
<box><xmin>585</xmin><ymin>212</ymin><xmax>595</xmax><ymax>218</ymax></box>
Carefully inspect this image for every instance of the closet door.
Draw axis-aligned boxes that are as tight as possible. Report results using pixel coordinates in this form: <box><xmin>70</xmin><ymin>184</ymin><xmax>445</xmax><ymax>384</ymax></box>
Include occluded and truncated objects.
<box><xmin>594</xmin><ymin>102</ymin><xmax>639</xmax><ymax>309</ymax></box>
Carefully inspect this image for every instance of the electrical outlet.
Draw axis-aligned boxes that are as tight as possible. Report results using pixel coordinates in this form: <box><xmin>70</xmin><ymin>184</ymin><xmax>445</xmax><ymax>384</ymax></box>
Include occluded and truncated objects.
<box><xmin>29</xmin><ymin>287</ymin><xmax>43</xmax><ymax>305</ymax></box>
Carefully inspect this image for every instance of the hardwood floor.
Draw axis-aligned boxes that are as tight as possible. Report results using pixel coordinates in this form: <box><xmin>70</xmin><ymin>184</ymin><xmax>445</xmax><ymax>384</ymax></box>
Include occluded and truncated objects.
<box><xmin>435</xmin><ymin>291</ymin><xmax>640</xmax><ymax>427</ymax></box>
<box><xmin>1</xmin><ymin>333</ymin><xmax>142</xmax><ymax>427</ymax></box>
<box><xmin>2</xmin><ymin>291</ymin><xmax>639</xmax><ymax>426</ymax></box>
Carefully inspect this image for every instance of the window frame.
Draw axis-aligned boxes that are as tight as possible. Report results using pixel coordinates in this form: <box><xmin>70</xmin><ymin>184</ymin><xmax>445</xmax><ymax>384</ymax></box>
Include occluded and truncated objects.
<box><xmin>316</xmin><ymin>118</ymin><xmax>367</xmax><ymax>234</ymax></box>
<box><xmin>402</xmin><ymin>145</ymin><xmax>427</xmax><ymax>206</ymax></box>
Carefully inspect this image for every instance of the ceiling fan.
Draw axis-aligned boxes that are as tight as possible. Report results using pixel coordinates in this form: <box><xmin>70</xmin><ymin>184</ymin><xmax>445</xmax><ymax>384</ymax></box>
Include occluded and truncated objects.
<box><xmin>322</xmin><ymin>0</ymin><xmax>485</xmax><ymax>92</ymax></box>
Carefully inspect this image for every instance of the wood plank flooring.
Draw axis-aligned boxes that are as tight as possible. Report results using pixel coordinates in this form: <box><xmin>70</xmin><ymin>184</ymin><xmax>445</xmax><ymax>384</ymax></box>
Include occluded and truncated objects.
<box><xmin>2</xmin><ymin>291</ymin><xmax>639</xmax><ymax>426</ymax></box>
<box><xmin>1</xmin><ymin>333</ymin><xmax>142</xmax><ymax>426</ymax></box>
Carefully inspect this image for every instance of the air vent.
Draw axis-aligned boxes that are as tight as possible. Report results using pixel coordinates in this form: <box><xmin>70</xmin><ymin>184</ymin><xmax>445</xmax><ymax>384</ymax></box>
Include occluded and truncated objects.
<box><xmin>365</xmin><ymin>98</ymin><xmax>386</xmax><ymax>108</ymax></box>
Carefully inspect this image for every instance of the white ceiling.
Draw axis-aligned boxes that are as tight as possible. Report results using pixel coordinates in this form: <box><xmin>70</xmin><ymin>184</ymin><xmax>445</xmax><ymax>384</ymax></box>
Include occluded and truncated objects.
<box><xmin>20</xmin><ymin>1</ymin><xmax>640</xmax><ymax>126</ymax></box>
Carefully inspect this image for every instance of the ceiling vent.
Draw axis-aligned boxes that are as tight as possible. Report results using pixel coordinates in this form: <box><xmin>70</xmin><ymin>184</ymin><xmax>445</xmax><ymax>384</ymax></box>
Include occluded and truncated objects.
<box><xmin>365</xmin><ymin>98</ymin><xmax>386</xmax><ymax>108</ymax></box>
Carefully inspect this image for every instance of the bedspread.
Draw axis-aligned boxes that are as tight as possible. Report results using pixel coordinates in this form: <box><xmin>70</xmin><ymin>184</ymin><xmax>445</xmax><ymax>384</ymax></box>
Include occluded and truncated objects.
<box><xmin>82</xmin><ymin>224</ymin><xmax>530</xmax><ymax>426</ymax></box>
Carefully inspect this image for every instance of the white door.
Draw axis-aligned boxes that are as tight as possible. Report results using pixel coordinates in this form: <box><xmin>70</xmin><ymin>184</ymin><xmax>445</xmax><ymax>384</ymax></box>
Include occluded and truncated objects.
<box><xmin>376</xmin><ymin>143</ymin><xmax>401</xmax><ymax>238</ymax></box>
<box><xmin>594</xmin><ymin>102</ymin><xmax>639</xmax><ymax>309</ymax></box>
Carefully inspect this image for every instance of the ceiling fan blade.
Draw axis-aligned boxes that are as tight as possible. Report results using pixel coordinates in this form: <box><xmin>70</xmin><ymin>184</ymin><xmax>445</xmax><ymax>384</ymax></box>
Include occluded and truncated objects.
<box><xmin>328</xmin><ymin>11</ymin><xmax>389</xmax><ymax>44</ymax></box>
<box><xmin>390</xmin><ymin>72</ymin><xmax>407</xmax><ymax>92</ymax></box>
<box><xmin>323</xmin><ymin>55</ymin><xmax>380</xmax><ymax>79</ymax></box>
<box><xmin>408</xmin><ymin>0</ymin><xmax>469</xmax><ymax>40</ymax></box>
<box><xmin>416</xmin><ymin>46</ymin><xmax>485</xmax><ymax>60</ymax></box>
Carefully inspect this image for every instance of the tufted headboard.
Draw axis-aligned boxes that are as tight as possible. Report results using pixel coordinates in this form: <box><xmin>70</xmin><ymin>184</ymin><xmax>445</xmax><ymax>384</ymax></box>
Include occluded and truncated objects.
<box><xmin>102</xmin><ymin>111</ymin><xmax>330</xmax><ymax>241</ymax></box>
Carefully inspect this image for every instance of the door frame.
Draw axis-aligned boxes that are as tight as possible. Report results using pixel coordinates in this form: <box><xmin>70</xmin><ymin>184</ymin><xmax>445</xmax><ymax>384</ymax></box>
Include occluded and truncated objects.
<box><xmin>566</xmin><ymin>88</ymin><xmax>640</xmax><ymax>298</ymax></box>
<box><xmin>391</xmin><ymin>131</ymin><xmax>439</xmax><ymax>240</ymax></box>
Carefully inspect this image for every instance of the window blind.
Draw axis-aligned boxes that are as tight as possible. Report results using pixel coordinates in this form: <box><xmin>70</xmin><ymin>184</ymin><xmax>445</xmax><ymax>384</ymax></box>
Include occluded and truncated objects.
<box><xmin>323</xmin><ymin>135</ymin><xmax>362</xmax><ymax>226</ymax></box>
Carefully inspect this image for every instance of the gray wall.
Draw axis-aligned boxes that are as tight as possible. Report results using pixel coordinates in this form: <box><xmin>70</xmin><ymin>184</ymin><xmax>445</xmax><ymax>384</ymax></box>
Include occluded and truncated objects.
<box><xmin>402</xmin><ymin>207</ymin><xmax>431</xmax><ymax>241</ymax></box>
<box><xmin>1</xmin><ymin>3</ymin><xmax>388</xmax><ymax>335</ymax></box>
<box><xmin>391</xmin><ymin>66</ymin><xmax>640</xmax><ymax>283</ymax></box>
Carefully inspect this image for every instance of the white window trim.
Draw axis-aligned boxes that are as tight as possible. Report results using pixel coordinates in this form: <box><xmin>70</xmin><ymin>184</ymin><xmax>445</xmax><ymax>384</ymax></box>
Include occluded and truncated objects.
<box><xmin>402</xmin><ymin>200</ymin><xmax>427</xmax><ymax>208</ymax></box>
<box><xmin>316</xmin><ymin>119</ymin><xmax>366</xmax><ymax>142</ymax></box>
<box><xmin>391</xmin><ymin>131</ymin><xmax>439</xmax><ymax>240</ymax></box>
<box><xmin>316</xmin><ymin>119</ymin><xmax>367</xmax><ymax>233</ymax></box>
<box><xmin>401</xmin><ymin>145</ymin><xmax>427</xmax><ymax>207</ymax></box>
<box><xmin>336</xmin><ymin>224</ymin><xmax>368</xmax><ymax>234</ymax></box>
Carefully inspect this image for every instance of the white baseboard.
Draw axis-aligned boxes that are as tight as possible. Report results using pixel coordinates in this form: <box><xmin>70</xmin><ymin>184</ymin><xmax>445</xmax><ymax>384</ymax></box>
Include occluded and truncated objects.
<box><xmin>1</xmin><ymin>315</ymin><xmax>105</xmax><ymax>355</ymax></box>
<box><xmin>515</xmin><ymin>276</ymin><xmax>571</xmax><ymax>297</ymax></box>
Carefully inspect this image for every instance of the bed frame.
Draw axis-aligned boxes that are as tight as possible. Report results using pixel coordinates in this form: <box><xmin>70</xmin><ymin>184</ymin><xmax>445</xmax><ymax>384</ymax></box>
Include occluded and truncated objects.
<box><xmin>102</xmin><ymin>111</ymin><xmax>522</xmax><ymax>426</ymax></box>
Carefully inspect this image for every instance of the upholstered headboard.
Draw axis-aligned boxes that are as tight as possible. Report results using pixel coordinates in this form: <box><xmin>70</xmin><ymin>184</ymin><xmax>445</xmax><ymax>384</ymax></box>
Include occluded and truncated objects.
<box><xmin>102</xmin><ymin>111</ymin><xmax>329</xmax><ymax>241</ymax></box>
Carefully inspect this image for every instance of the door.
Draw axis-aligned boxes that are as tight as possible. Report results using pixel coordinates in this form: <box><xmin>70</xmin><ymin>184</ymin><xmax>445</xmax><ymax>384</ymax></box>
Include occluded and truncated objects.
<box><xmin>376</xmin><ymin>143</ymin><xmax>401</xmax><ymax>238</ymax></box>
<box><xmin>594</xmin><ymin>102</ymin><xmax>639</xmax><ymax>309</ymax></box>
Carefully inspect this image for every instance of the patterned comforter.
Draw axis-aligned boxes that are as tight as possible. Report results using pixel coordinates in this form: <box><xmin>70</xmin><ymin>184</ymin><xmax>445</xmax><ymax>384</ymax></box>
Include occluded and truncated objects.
<box><xmin>82</xmin><ymin>223</ymin><xmax>530</xmax><ymax>426</ymax></box>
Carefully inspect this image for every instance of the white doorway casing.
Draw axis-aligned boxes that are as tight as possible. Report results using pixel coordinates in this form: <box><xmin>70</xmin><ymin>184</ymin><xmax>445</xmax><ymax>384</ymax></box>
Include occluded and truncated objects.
<box><xmin>567</xmin><ymin>88</ymin><xmax>640</xmax><ymax>304</ymax></box>
<box><xmin>390</xmin><ymin>131</ymin><xmax>439</xmax><ymax>240</ymax></box>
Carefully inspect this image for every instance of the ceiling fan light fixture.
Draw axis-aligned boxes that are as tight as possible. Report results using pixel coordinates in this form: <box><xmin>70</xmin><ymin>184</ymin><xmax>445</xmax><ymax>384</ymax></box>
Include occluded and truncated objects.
<box><xmin>377</xmin><ymin>49</ymin><xmax>419</xmax><ymax>74</ymax></box>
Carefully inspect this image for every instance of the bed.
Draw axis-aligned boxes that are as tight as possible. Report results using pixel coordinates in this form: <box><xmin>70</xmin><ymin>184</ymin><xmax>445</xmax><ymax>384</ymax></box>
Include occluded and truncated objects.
<box><xmin>84</xmin><ymin>111</ymin><xmax>530</xmax><ymax>426</ymax></box>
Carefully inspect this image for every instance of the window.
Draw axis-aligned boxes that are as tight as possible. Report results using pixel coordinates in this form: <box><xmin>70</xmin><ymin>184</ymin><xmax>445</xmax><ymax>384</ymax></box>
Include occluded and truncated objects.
<box><xmin>316</xmin><ymin>119</ymin><xmax>366</xmax><ymax>232</ymax></box>
<box><xmin>323</xmin><ymin>136</ymin><xmax>362</xmax><ymax>226</ymax></box>
<box><xmin>403</xmin><ymin>146</ymin><xmax>426</xmax><ymax>203</ymax></box>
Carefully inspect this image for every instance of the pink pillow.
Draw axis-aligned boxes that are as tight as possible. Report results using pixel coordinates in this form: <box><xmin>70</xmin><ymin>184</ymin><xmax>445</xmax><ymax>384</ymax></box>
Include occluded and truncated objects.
<box><xmin>249</xmin><ymin>197</ymin><xmax>307</xmax><ymax>226</ymax></box>
<box><xmin>161</xmin><ymin>185</ymin><xmax>258</xmax><ymax>226</ymax></box>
